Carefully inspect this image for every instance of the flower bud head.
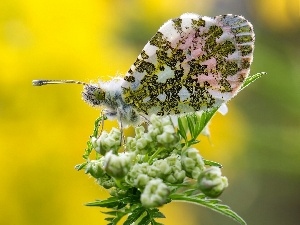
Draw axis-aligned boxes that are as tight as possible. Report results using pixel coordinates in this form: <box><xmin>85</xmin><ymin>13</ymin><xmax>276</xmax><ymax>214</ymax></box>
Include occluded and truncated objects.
<box><xmin>92</xmin><ymin>128</ymin><xmax>121</xmax><ymax>155</ymax></box>
<box><xmin>198</xmin><ymin>167</ymin><xmax>228</xmax><ymax>198</ymax></box>
<box><xmin>96</xmin><ymin>174</ymin><xmax>115</xmax><ymax>189</ymax></box>
<box><xmin>104</xmin><ymin>151</ymin><xmax>134</xmax><ymax>179</ymax></box>
<box><xmin>182</xmin><ymin>148</ymin><xmax>205</xmax><ymax>179</ymax></box>
<box><xmin>85</xmin><ymin>159</ymin><xmax>105</xmax><ymax>178</ymax></box>
<box><xmin>140</xmin><ymin>179</ymin><xmax>170</xmax><ymax>208</ymax></box>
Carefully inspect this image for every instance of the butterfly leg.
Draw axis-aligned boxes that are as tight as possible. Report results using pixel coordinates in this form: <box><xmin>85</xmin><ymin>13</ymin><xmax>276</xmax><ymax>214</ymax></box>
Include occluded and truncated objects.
<box><xmin>116</xmin><ymin>108</ymin><xmax>125</xmax><ymax>146</ymax></box>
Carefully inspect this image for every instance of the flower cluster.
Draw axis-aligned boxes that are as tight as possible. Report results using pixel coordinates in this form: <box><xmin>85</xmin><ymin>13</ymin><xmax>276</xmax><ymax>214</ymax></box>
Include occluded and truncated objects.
<box><xmin>84</xmin><ymin>114</ymin><xmax>228</xmax><ymax>208</ymax></box>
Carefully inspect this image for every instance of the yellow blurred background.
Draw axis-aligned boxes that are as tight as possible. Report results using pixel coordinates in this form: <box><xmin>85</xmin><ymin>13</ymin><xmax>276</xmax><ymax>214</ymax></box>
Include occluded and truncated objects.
<box><xmin>1</xmin><ymin>0</ymin><xmax>299</xmax><ymax>224</ymax></box>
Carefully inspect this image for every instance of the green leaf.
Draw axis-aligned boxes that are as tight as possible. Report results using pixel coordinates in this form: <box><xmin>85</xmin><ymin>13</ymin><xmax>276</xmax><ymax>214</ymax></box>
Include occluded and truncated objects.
<box><xmin>138</xmin><ymin>211</ymin><xmax>163</xmax><ymax>225</ymax></box>
<box><xmin>177</xmin><ymin>116</ymin><xmax>187</xmax><ymax>141</ymax></box>
<box><xmin>170</xmin><ymin>192</ymin><xmax>246</xmax><ymax>225</ymax></box>
<box><xmin>204</xmin><ymin>159</ymin><xmax>223</xmax><ymax>168</ymax></box>
<box><xmin>74</xmin><ymin>162</ymin><xmax>87</xmax><ymax>171</ymax></box>
<box><xmin>199</xmin><ymin>108</ymin><xmax>218</xmax><ymax>132</ymax></box>
<box><xmin>139</xmin><ymin>214</ymin><xmax>151</xmax><ymax>225</ymax></box>
<box><xmin>102</xmin><ymin>211</ymin><xmax>119</xmax><ymax>216</ymax></box>
<box><xmin>240</xmin><ymin>72</ymin><xmax>266</xmax><ymax>91</ymax></box>
<box><xmin>186</xmin><ymin>115</ymin><xmax>196</xmax><ymax>137</ymax></box>
<box><xmin>105</xmin><ymin>217</ymin><xmax>114</xmax><ymax>221</ymax></box>
<box><xmin>124</xmin><ymin>207</ymin><xmax>146</xmax><ymax>225</ymax></box>
<box><xmin>187</xmin><ymin>139</ymin><xmax>200</xmax><ymax>146</ymax></box>
<box><xmin>107</xmin><ymin>215</ymin><xmax>125</xmax><ymax>225</ymax></box>
<box><xmin>148</xmin><ymin>208</ymin><xmax>165</xmax><ymax>219</ymax></box>
<box><xmin>181</xmin><ymin>109</ymin><xmax>218</xmax><ymax>147</ymax></box>
<box><xmin>102</xmin><ymin>210</ymin><xmax>128</xmax><ymax>225</ymax></box>
<box><xmin>151</xmin><ymin>221</ymin><xmax>164</xmax><ymax>225</ymax></box>
<box><xmin>85</xmin><ymin>197</ymin><xmax>123</xmax><ymax>208</ymax></box>
<box><xmin>82</xmin><ymin>141</ymin><xmax>93</xmax><ymax>160</ymax></box>
<box><xmin>181</xmin><ymin>189</ymin><xmax>197</xmax><ymax>196</ymax></box>
<box><xmin>80</xmin><ymin>115</ymin><xmax>106</xmax><ymax>161</ymax></box>
<box><xmin>93</xmin><ymin>115</ymin><xmax>106</xmax><ymax>137</ymax></box>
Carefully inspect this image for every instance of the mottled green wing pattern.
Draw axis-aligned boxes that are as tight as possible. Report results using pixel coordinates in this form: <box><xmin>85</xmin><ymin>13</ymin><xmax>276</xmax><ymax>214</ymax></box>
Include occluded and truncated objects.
<box><xmin>121</xmin><ymin>13</ymin><xmax>254</xmax><ymax>116</ymax></box>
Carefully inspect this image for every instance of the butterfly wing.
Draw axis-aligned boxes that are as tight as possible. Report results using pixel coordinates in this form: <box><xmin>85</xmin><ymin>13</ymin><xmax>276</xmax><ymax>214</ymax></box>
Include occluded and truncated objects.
<box><xmin>121</xmin><ymin>13</ymin><xmax>254</xmax><ymax>116</ymax></box>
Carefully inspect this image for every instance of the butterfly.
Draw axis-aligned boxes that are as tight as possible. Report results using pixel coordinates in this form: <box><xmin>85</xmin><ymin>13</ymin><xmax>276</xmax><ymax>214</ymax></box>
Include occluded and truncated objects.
<box><xmin>33</xmin><ymin>13</ymin><xmax>254</xmax><ymax>126</ymax></box>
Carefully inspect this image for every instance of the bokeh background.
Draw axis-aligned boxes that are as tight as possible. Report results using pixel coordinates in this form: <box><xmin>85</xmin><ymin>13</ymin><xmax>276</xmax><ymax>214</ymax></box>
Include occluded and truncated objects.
<box><xmin>1</xmin><ymin>0</ymin><xmax>299</xmax><ymax>224</ymax></box>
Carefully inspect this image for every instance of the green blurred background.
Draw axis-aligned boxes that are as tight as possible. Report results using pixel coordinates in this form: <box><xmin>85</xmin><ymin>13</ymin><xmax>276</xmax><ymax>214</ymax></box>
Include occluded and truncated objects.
<box><xmin>1</xmin><ymin>0</ymin><xmax>299</xmax><ymax>224</ymax></box>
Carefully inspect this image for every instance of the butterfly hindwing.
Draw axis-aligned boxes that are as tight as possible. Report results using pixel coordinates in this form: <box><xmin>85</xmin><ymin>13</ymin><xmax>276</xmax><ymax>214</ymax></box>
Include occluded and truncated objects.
<box><xmin>121</xmin><ymin>13</ymin><xmax>254</xmax><ymax>116</ymax></box>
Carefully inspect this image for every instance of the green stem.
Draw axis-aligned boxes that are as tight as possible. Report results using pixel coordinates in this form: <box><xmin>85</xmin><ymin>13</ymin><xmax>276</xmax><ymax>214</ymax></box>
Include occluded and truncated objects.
<box><xmin>148</xmin><ymin>147</ymin><xmax>165</xmax><ymax>164</ymax></box>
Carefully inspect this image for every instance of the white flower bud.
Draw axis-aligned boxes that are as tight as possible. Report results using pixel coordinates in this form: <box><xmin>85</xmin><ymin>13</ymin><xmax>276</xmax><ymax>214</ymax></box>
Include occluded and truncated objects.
<box><xmin>147</xmin><ymin>165</ymin><xmax>160</xmax><ymax>177</ymax></box>
<box><xmin>126</xmin><ymin>163</ymin><xmax>149</xmax><ymax>187</ymax></box>
<box><xmin>161</xmin><ymin>116</ymin><xmax>173</xmax><ymax>126</ymax></box>
<box><xmin>126</xmin><ymin>137</ymin><xmax>136</xmax><ymax>152</ymax></box>
<box><xmin>163</xmin><ymin>124</ymin><xmax>175</xmax><ymax>133</ymax></box>
<box><xmin>90</xmin><ymin>137</ymin><xmax>97</xmax><ymax>146</ymax></box>
<box><xmin>135</xmin><ymin>126</ymin><xmax>145</xmax><ymax>138</ymax></box>
<box><xmin>148</xmin><ymin>125</ymin><xmax>161</xmax><ymax>139</ymax></box>
<box><xmin>126</xmin><ymin>127</ymin><xmax>154</xmax><ymax>154</ymax></box>
<box><xmin>149</xmin><ymin>114</ymin><xmax>162</xmax><ymax>127</ymax></box>
<box><xmin>152</xmin><ymin>160</ymin><xmax>171</xmax><ymax>175</ymax></box>
<box><xmin>148</xmin><ymin>115</ymin><xmax>164</xmax><ymax>138</ymax></box>
<box><xmin>135</xmin><ymin>174</ymin><xmax>150</xmax><ymax>187</ymax></box>
<box><xmin>91</xmin><ymin>136</ymin><xmax>101</xmax><ymax>153</ymax></box>
<box><xmin>96</xmin><ymin>174</ymin><xmax>115</xmax><ymax>189</ymax></box>
<box><xmin>146</xmin><ymin>116</ymin><xmax>178</xmax><ymax>145</ymax></box>
<box><xmin>198</xmin><ymin>167</ymin><xmax>228</xmax><ymax>198</ymax></box>
<box><xmin>85</xmin><ymin>159</ymin><xmax>105</xmax><ymax>178</ymax></box>
<box><xmin>136</xmin><ymin>138</ymin><xmax>148</xmax><ymax>150</ymax></box>
<box><xmin>156</xmin><ymin>132</ymin><xmax>176</xmax><ymax>144</ymax></box>
<box><xmin>191</xmin><ymin>167</ymin><xmax>202</xmax><ymax>180</ymax></box>
<box><xmin>164</xmin><ymin>154</ymin><xmax>186</xmax><ymax>183</ymax></box>
<box><xmin>151</xmin><ymin>154</ymin><xmax>186</xmax><ymax>184</ymax></box>
<box><xmin>92</xmin><ymin>128</ymin><xmax>121</xmax><ymax>155</ymax></box>
<box><xmin>140</xmin><ymin>179</ymin><xmax>170</xmax><ymax>208</ymax></box>
<box><xmin>104</xmin><ymin>151</ymin><xmax>134</xmax><ymax>179</ymax></box>
<box><xmin>182</xmin><ymin>147</ymin><xmax>205</xmax><ymax>179</ymax></box>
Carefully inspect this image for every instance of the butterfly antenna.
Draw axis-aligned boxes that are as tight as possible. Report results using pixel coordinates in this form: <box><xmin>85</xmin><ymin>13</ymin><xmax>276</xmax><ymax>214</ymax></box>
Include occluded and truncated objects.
<box><xmin>32</xmin><ymin>79</ymin><xmax>88</xmax><ymax>86</ymax></box>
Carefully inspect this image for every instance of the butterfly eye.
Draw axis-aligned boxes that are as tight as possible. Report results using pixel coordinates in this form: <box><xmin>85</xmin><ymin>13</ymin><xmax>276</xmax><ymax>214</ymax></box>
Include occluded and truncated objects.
<box><xmin>82</xmin><ymin>84</ymin><xmax>106</xmax><ymax>107</ymax></box>
<box><xmin>94</xmin><ymin>89</ymin><xmax>106</xmax><ymax>101</ymax></box>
